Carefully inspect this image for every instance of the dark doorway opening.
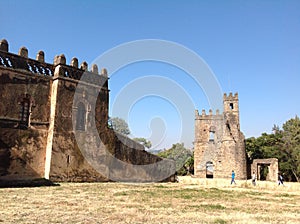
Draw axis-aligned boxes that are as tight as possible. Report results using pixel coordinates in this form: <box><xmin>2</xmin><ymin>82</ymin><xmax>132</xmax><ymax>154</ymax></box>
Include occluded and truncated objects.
<box><xmin>258</xmin><ymin>164</ymin><xmax>269</xmax><ymax>180</ymax></box>
<box><xmin>206</xmin><ymin>161</ymin><xmax>214</xmax><ymax>178</ymax></box>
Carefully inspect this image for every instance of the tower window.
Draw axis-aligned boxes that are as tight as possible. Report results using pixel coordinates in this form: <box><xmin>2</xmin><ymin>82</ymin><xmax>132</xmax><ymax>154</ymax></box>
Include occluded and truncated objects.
<box><xmin>230</xmin><ymin>103</ymin><xmax>234</xmax><ymax>110</ymax></box>
<box><xmin>209</xmin><ymin>131</ymin><xmax>215</xmax><ymax>141</ymax></box>
<box><xmin>76</xmin><ymin>102</ymin><xmax>86</xmax><ymax>131</ymax></box>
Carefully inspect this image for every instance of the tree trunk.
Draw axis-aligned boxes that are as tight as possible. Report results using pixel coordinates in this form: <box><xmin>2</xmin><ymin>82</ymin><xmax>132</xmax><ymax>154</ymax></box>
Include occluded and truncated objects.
<box><xmin>291</xmin><ymin>169</ymin><xmax>299</xmax><ymax>182</ymax></box>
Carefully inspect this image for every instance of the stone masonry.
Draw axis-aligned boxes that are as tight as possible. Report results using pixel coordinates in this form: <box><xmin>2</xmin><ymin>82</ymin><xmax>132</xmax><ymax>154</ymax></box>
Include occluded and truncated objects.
<box><xmin>251</xmin><ymin>158</ymin><xmax>278</xmax><ymax>181</ymax></box>
<box><xmin>194</xmin><ymin>93</ymin><xmax>247</xmax><ymax>179</ymax></box>
<box><xmin>0</xmin><ymin>39</ymin><xmax>175</xmax><ymax>183</ymax></box>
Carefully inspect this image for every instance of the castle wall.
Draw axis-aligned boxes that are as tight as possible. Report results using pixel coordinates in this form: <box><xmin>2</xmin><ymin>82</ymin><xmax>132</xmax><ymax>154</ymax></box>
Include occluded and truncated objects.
<box><xmin>0</xmin><ymin>59</ymin><xmax>52</xmax><ymax>179</ymax></box>
<box><xmin>0</xmin><ymin>39</ymin><xmax>175</xmax><ymax>183</ymax></box>
<box><xmin>48</xmin><ymin>60</ymin><xmax>111</xmax><ymax>181</ymax></box>
<box><xmin>0</xmin><ymin>128</ymin><xmax>48</xmax><ymax>179</ymax></box>
<box><xmin>0</xmin><ymin>67</ymin><xmax>51</xmax><ymax>125</ymax></box>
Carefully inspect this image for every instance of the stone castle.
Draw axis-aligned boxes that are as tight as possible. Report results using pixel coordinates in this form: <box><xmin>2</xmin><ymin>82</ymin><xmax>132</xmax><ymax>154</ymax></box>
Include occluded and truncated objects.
<box><xmin>194</xmin><ymin>93</ymin><xmax>248</xmax><ymax>179</ymax></box>
<box><xmin>0</xmin><ymin>39</ymin><xmax>278</xmax><ymax>183</ymax></box>
<box><xmin>0</xmin><ymin>39</ymin><xmax>175</xmax><ymax>183</ymax></box>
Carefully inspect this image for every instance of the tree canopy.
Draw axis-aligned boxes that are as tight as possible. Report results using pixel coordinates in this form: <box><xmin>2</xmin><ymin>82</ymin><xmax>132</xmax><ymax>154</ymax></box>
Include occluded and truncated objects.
<box><xmin>108</xmin><ymin>117</ymin><xmax>130</xmax><ymax>135</ymax></box>
<box><xmin>133</xmin><ymin>137</ymin><xmax>152</xmax><ymax>149</ymax></box>
<box><xmin>109</xmin><ymin>117</ymin><xmax>152</xmax><ymax>149</ymax></box>
<box><xmin>246</xmin><ymin>116</ymin><xmax>300</xmax><ymax>182</ymax></box>
<box><xmin>157</xmin><ymin>143</ymin><xmax>193</xmax><ymax>175</ymax></box>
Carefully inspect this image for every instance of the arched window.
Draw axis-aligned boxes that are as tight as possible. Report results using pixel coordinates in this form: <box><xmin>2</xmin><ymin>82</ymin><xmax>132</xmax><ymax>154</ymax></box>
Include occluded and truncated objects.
<box><xmin>19</xmin><ymin>96</ymin><xmax>31</xmax><ymax>127</ymax></box>
<box><xmin>76</xmin><ymin>102</ymin><xmax>86</xmax><ymax>131</ymax></box>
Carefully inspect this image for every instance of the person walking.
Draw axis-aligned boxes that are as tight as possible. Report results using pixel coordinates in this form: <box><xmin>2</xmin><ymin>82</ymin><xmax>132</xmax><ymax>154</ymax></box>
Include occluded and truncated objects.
<box><xmin>252</xmin><ymin>171</ymin><xmax>256</xmax><ymax>186</ymax></box>
<box><xmin>278</xmin><ymin>173</ymin><xmax>284</xmax><ymax>186</ymax></box>
<box><xmin>231</xmin><ymin>170</ymin><xmax>236</xmax><ymax>185</ymax></box>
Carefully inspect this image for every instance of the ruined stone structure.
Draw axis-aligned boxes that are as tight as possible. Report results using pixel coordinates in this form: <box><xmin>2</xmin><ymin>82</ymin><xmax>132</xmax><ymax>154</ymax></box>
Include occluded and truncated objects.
<box><xmin>0</xmin><ymin>39</ymin><xmax>174</xmax><ymax>183</ymax></box>
<box><xmin>194</xmin><ymin>93</ymin><xmax>247</xmax><ymax>179</ymax></box>
<box><xmin>251</xmin><ymin>158</ymin><xmax>278</xmax><ymax>181</ymax></box>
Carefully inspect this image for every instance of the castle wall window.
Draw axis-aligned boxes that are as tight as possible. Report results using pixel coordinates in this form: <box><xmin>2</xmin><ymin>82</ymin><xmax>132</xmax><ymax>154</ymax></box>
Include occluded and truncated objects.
<box><xmin>209</xmin><ymin>131</ymin><xmax>215</xmax><ymax>141</ymax></box>
<box><xmin>67</xmin><ymin>155</ymin><xmax>70</xmax><ymax>165</ymax></box>
<box><xmin>19</xmin><ymin>97</ymin><xmax>31</xmax><ymax>127</ymax></box>
<box><xmin>76</xmin><ymin>102</ymin><xmax>86</xmax><ymax>131</ymax></box>
<box><xmin>230</xmin><ymin>103</ymin><xmax>234</xmax><ymax>110</ymax></box>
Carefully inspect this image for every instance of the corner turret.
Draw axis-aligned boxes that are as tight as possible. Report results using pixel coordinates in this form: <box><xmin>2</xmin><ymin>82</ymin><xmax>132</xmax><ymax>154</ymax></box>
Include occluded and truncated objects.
<box><xmin>223</xmin><ymin>92</ymin><xmax>239</xmax><ymax>116</ymax></box>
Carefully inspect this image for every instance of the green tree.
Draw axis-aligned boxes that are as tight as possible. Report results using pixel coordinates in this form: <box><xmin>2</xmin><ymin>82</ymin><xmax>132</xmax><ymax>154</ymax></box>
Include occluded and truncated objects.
<box><xmin>281</xmin><ymin>116</ymin><xmax>300</xmax><ymax>182</ymax></box>
<box><xmin>133</xmin><ymin>137</ymin><xmax>152</xmax><ymax>149</ymax></box>
<box><xmin>108</xmin><ymin>117</ymin><xmax>130</xmax><ymax>135</ymax></box>
<box><xmin>108</xmin><ymin>118</ymin><xmax>153</xmax><ymax>150</ymax></box>
<box><xmin>245</xmin><ymin>116</ymin><xmax>300</xmax><ymax>182</ymax></box>
<box><xmin>157</xmin><ymin>143</ymin><xmax>193</xmax><ymax>175</ymax></box>
<box><xmin>182</xmin><ymin>154</ymin><xmax>194</xmax><ymax>175</ymax></box>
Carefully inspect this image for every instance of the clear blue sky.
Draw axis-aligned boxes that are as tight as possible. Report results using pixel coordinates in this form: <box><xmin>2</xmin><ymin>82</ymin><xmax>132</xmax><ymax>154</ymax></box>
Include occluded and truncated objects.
<box><xmin>1</xmin><ymin>0</ymin><xmax>299</xmax><ymax>150</ymax></box>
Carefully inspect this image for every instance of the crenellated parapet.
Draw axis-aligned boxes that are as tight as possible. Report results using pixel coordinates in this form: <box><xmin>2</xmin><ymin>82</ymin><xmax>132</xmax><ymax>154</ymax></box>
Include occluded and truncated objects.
<box><xmin>223</xmin><ymin>92</ymin><xmax>239</xmax><ymax>114</ymax></box>
<box><xmin>223</xmin><ymin>92</ymin><xmax>238</xmax><ymax>101</ymax></box>
<box><xmin>0</xmin><ymin>39</ymin><xmax>108</xmax><ymax>82</ymax></box>
<box><xmin>195</xmin><ymin>109</ymin><xmax>222</xmax><ymax>120</ymax></box>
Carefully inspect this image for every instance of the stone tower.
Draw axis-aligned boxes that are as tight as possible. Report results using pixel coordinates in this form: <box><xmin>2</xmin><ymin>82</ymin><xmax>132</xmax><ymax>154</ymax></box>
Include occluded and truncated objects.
<box><xmin>194</xmin><ymin>93</ymin><xmax>247</xmax><ymax>179</ymax></box>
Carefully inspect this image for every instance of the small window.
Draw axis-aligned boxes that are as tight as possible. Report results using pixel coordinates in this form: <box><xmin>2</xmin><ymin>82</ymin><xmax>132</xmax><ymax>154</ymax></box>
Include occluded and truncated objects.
<box><xmin>76</xmin><ymin>102</ymin><xmax>86</xmax><ymax>131</ymax></box>
<box><xmin>19</xmin><ymin>97</ymin><xmax>31</xmax><ymax>127</ymax></box>
<box><xmin>209</xmin><ymin>131</ymin><xmax>215</xmax><ymax>141</ymax></box>
<box><xmin>67</xmin><ymin>155</ymin><xmax>70</xmax><ymax>165</ymax></box>
<box><xmin>229</xmin><ymin>103</ymin><xmax>234</xmax><ymax>110</ymax></box>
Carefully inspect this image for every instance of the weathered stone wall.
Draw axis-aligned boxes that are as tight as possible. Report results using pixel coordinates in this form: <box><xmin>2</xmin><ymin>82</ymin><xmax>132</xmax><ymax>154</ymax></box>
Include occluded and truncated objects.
<box><xmin>0</xmin><ymin>128</ymin><xmax>48</xmax><ymax>179</ymax></box>
<box><xmin>0</xmin><ymin>39</ymin><xmax>175</xmax><ymax>183</ymax></box>
<box><xmin>194</xmin><ymin>110</ymin><xmax>223</xmax><ymax>178</ymax></box>
<box><xmin>194</xmin><ymin>93</ymin><xmax>247</xmax><ymax>180</ymax></box>
<box><xmin>48</xmin><ymin>64</ymin><xmax>171</xmax><ymax>182</ymax></box>
<box><xmin>251</xmin><ymin>158</ymin><xmax>278</xmax><ymax>181</ymax></box>
<box><xmin>0</xmin><ymin>68</ymin><xmax>51</xmax><ymax>125</ymax></box>
<box><xmin>48</xmin><ymin>59</ymin><xmax>111</xmax><ymax>181</ymax></box>
<box><xmin>0</xmin><ymin>50</ymin><xmax>52</xmax><ymax>179</ymax></box>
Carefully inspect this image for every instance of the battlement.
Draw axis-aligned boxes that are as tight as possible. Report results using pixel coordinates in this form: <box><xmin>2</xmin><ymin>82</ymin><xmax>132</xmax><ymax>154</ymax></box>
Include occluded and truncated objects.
<box><xmin>0</xmin><ymin>39</ymin><xmax>108</xmax><ymax>80</ymax></box>
<box><xmin>195</xmin><ymin>109</ymin><xmax>222</xmax><ymax>119</ymax></box>
<box><xmin>195</xmin><ymin>92</ymin><xmax>240</xmax><ymax>120</ymax></box>
<box><xmin>223</xmin><ymin>92</ymin><xmax>238</xmax><ymax>101</ymax></box>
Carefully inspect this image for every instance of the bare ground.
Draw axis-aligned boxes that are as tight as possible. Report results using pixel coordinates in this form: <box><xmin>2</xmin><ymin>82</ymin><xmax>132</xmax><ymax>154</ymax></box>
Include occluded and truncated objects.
<box><xmin>0</xmin><ymin>177</ymin><xmax>299</xmax><ymax>224</ymax></box>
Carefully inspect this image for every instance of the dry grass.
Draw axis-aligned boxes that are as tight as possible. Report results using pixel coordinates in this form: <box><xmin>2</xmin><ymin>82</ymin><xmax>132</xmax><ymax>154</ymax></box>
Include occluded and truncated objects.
<box><xmin>0</xmin><ymin>177</ymin><xmax>299</xmax><ymax>224</ymax></box>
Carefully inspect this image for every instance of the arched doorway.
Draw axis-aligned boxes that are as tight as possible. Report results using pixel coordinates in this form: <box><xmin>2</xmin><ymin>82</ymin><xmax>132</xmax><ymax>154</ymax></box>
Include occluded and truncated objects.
<box><xmin>206</xmin><ymin>161</ymin><xmax>214</xmax><ymax>178</ymax></box>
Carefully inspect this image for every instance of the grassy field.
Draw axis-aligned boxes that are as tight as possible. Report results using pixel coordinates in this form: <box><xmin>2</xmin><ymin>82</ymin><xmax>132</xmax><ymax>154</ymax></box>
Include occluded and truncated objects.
<box><xmin>0</xmin><ymin>177</ymin><xmax>299</xmax><ymax>224</ymax></box>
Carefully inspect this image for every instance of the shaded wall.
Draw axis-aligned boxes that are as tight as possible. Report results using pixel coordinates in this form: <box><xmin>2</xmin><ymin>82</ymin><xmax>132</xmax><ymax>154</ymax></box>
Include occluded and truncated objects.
<box><xmin>0</xmin><ymin>55</ymin><xmax>52</xmax><ymax>179</ymax></box>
